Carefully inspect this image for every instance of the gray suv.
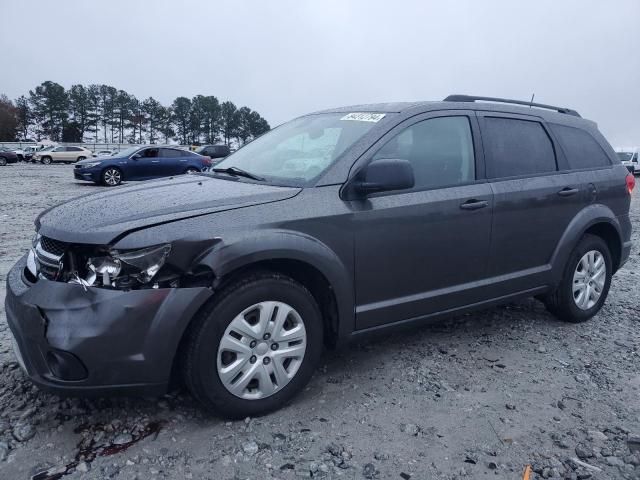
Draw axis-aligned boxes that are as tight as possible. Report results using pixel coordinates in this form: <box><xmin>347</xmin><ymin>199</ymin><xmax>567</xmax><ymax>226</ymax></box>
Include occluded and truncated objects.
<box><xmin>5</xmin><ymin>95</ymin><xmax>634</xmax><ymax>418</ymax></box>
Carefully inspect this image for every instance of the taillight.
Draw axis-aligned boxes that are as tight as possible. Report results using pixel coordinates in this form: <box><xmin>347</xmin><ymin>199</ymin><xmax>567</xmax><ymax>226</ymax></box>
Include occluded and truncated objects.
<box><xmin>626</xmin><ymin>173</ymin><xmax>635</xmax><ymax>194</ymax></box>
<box><xmin>203</xmin><ymin>156</ymin><xmax>212</xmax><ymax>166</ymax></box>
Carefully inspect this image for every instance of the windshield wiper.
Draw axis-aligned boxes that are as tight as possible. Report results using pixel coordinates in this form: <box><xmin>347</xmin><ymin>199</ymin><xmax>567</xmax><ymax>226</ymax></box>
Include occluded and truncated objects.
<box><xmin>210</xmin><ymin>166</ymin><xmax>265</xmax><ymax>181</ymax></box>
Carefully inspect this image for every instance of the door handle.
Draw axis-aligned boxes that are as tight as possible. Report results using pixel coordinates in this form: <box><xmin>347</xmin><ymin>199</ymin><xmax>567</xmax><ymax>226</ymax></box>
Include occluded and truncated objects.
<box><xmin>151</xmin><ymin>160</ymin><xmax>160</xmax><ymax>163</ymax></box>
<box><xmin>460</xmin><ymin>199</ymin><xmax>488</xmax><ymax>210</ymax></box>
<box><xmin>557</xmin><ymin>187</ymin><xmax>579</xmax><ymax>197</ymax></box>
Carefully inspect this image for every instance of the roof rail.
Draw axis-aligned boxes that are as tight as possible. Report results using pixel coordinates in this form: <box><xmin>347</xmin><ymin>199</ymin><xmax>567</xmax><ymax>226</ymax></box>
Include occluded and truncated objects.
<box><xmin>443</xmin><ymin>94</ymin><xmax>581</xmax><ymax>117</ymax></box>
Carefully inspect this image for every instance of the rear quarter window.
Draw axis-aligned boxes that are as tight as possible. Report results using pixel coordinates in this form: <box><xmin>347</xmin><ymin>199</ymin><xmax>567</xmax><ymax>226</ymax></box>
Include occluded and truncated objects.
<box><xmin>482</xmin><ymin>117</ymin><xmax>557</xmax><ymax>178</ymax></box>
<box><xmin>549</xmin><ymin>124</ymin><xmax>611</xmax><ymax>169</ymax></box>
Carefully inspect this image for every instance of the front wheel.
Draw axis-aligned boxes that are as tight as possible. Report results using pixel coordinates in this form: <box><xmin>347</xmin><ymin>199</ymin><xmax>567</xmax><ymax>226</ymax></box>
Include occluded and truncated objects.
<box><xmin>41</xmin><ymin>156</ymin><xmax>52</xmax><ymax>165</ymax></box>
<box><xmin>77</xmin><ymin>156</ymin><xmax>86</xmax><ymax>162</ymax></box>
<box><xmin>0</xmin><ymin>157</ymin><xmax>7</xmax><ymax>166</ymax></box>
<box><xmin>185</xmin><ymin>167</ymin><xmax>200</xmax><ymax>174</ymax></box>
<box><xmin>101</xmin><ymin>167</ymin><xmax>122</xmax><ymax>186</ymax></box>
<box><xmin>544</xmin><ymin>234</ymin><xmax>612</xmax><ymax>323</ymax></box>
<box><xmin>182</xmin><ymin>272</ymin><xmax>324</xmax><ymax>418</ymax></box>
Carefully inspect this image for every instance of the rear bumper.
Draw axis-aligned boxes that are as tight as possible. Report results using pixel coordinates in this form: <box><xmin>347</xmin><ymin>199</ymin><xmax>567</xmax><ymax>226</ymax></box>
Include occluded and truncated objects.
<box><xmin>5</xmin><ymin>254</ymin><xmax>212</xmax><ymax>396</ymax></box>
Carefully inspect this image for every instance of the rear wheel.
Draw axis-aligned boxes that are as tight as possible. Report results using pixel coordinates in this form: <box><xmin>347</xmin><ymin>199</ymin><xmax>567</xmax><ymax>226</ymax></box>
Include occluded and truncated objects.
<box><xmin>41</xmin><ymin>156</ymin><xmax>52</xmax><ymax>165</ymax></box>
<box><xmin>77</xmin><ymin>156</ymin><xmax>86</xmax><ymax>162</ymax></box>
<box><xmin>544</xmin><ymin>234</ymin><xmax>612</xmax><ymax>323</ymax></box>
<box><xmin>101</xmin><ymin>167</ymin><xmax>122</xmax><ymax>186</ymax></box>
<box><xmin>182</xmin><ymin>272</ymin><xmax>324</xmax><ymax>418</ymax></box>
<box><xmin>0</xmin><ymin>157</ymin><xmax>7</xmax><ymax>166</ymax></box>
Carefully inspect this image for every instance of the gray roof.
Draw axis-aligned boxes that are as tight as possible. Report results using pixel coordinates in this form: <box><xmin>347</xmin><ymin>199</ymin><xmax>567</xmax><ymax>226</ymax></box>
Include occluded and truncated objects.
<box><xmin>312</xmin><ymin>98</ymin><xmax>594</xmax><ymax>127</ymax></box>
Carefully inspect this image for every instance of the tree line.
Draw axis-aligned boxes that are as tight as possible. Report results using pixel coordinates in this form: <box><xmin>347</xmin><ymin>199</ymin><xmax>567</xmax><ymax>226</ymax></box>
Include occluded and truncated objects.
<box><xmin>0</xmin><ymin>81</ymin><xmax>270</xmax><ymax>146</ymax></box>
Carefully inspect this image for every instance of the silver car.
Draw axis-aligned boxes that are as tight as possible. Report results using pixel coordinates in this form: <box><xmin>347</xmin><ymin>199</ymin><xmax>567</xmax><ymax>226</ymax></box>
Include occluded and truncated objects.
<box><xmin>34</xmin><ymin>146</ymin><xmax>93</xmax><ymax>164</ymax></box>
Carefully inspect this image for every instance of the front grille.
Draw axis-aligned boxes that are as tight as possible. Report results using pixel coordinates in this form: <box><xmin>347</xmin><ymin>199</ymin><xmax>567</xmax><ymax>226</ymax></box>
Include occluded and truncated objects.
<box><xmin>40</xmin><ymin>236</ymin><xmax>67</xmax><ymax>256</ymax></box>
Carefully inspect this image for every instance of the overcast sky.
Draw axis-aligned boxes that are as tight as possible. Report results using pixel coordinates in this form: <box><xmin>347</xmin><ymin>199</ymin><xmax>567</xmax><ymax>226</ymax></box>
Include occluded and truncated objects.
<box><xmin>1</xmin><ymin>0</ymin><xmax>638</xmax><ymax>146</ymax></box>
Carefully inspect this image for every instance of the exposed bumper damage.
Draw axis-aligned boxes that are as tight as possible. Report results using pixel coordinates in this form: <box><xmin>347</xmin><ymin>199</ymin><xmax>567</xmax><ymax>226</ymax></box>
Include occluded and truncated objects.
<box><xmin>5</xmin><ymin>255</ymin><xmax>213</xmax><ymax>396</ymax></box>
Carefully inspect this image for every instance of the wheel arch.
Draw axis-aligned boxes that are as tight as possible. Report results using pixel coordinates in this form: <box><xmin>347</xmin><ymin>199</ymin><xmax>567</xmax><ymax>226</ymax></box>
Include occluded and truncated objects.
<box><xmin>583</xmin><ymin>222</ymin><xmax>621</xmax><ymax>272</ymax></box>
<box><xmin>196</xmin><ymin>232</ymin><xmax>354</xmax><ymax>345</ymax></box>
<box><xmin>550</xmin><ymin>204</ymin><xmax>624</xmax><ymax>282</ymax></box>
<box><xmin>101</xmin><ymin>164</ymin><xmax>124</xmax><ymax>182</ymax></box>
<box><xmin>168</xmin><ymin>233</ymin><xmax>354</xmax><ymax>389</ymax></box>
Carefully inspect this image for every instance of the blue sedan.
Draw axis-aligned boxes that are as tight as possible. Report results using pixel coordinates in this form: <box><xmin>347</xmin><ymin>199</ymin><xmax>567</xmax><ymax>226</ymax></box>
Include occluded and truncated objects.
<box><xmin>74</xmin><ymin>146</ymin><xmax>212</xmax><ymax>186</ymax></box>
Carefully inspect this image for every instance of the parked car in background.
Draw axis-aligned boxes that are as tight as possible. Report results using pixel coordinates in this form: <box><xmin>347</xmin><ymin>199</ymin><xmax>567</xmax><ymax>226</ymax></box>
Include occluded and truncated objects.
<box><xmin>0</xmin><ymin>147</ymin><xmax>19</xmax><ymax>166</ymax></box>
<box><xmin>93</xmin><ymin>150</ymin><xmax>117</xmax><ymax>157</ymax></box>
<box><xmin>24</xmin><ymin>146</ymin><xmax>42</xmax><ymax>161</ymax></box>
<box><xmin>33</xmin><ymin>146</ymin><xmax>93</xmax><ymax>164</ymax></box>
<box><xmin>617</xmin><ymin>149</ymin><xmax>638</xmax><ymax>174</ymax></box>
<box><xmin>195</xmin><ymin>144</ymin><xmax>230</xmax><ymax>165</ymax></box>
<box><xmin>74</xmin><ymin>145</ymin><xmax>213</xmax><ymax>186</ymax></box>
<box><xmin>11</xmin><ymin>148</ymin><xmax>26</xmax><ymax>161</ymax></box>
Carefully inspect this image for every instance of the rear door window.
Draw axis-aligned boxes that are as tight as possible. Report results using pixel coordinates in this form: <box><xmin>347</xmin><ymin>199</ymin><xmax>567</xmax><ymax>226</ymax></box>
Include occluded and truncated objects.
<box><xmin>549</xmin><ymin>124</ymin><xmax>611</xmax><ymax>169</ymax></box>
<box><xmin>482</xmin><ymin>117</ymin><xmax>557</xmax><ymax>178</ymax></box>
<box><xmin>160</xmin><ymin>148</ymin><xmax>184</xmax><ymax>158</ymax></box>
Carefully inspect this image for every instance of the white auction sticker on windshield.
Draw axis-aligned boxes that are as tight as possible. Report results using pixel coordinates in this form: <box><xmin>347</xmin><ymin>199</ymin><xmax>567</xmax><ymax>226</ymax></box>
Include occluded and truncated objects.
<box><xmin>340</xmin><ymin>112</ymin><xmax>386</xmax><ymax>122</ymax></box>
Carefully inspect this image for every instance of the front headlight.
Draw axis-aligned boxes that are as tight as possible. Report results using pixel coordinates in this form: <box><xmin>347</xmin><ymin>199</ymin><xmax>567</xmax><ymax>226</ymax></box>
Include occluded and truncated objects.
<box><xmin>82</xmin><ymin>161</ymin><xmax>102</xmax><ymax>168</ymax></box>
<box><xmin>112</xmin><ymin>244</ymin><xmax>172</xmax><ymax>283</ymax></box>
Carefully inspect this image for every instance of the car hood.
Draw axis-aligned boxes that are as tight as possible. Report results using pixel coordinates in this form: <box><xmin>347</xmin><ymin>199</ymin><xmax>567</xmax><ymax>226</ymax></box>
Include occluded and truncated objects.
<box><xmin>77</xmin><ymin>156</ymin><xmax>114</xmax><ymax>165</ymax></box>
<box><xmin>36</xmin><ymin>174</ymin><xmax>301</xmax><ymax>244</ymax></box>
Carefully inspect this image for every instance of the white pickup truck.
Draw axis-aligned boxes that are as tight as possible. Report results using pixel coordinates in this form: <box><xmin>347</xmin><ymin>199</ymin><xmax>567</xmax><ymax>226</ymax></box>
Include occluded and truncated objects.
<box><xmin>616</xmin><ymin>148</ymin><xmax>639</xmax><ymax>175</ymax></box>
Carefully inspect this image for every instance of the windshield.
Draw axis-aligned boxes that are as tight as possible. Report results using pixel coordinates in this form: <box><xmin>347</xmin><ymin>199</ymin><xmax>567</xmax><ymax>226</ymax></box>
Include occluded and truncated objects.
<box><xmin>617</xmin><ymin>152</ymin><xmax>634</xmax><ymax>162</ymax></box>
<box><xmin>213</xmin><ymin>112</ymin><xmax>387</xmax><ymax>186</ymax></box>
<box><xmin>115</xmin><ymin>147</ymin><xmax>143</xmax><ymax>158</ymax></box>
<box><xmin>39</xmin><ymin>146</ymin><xmax>54</xmax><ymax>152</ymax></box>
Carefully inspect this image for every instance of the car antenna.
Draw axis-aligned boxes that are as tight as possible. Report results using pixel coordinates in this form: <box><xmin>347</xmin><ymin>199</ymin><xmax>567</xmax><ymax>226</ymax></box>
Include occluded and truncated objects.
<box><xmin>529</xmin><ymin>93</ymin><xmax>535</xmax><ymax>108</ymax></box>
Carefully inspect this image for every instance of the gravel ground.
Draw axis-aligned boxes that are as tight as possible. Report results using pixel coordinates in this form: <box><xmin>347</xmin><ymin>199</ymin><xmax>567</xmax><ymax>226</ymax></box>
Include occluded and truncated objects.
<box><xmin>0</xmin><ymin>164</ymin><xmax>639</xmax><ymax>480</ymax></box>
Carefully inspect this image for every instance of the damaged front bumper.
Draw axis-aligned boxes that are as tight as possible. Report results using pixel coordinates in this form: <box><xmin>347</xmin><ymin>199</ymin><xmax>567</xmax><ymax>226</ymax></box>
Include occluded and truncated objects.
<box><xmin>5</xmin><ymin>255</ymin><xmax>213</xmax><ymax>396</ymax></box>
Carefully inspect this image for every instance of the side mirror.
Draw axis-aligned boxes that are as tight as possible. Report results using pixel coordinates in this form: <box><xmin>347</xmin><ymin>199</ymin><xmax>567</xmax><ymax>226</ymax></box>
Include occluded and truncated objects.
<box><xmin>350</xmin><ymin>158</ymin><xmax>414</xmax><ymax>197</ymax></box>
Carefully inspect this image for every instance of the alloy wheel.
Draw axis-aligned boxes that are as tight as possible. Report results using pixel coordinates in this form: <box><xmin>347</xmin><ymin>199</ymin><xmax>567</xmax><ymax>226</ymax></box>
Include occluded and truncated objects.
<box><xmin>104</xmin><ymin>168</ymin><xmax>121</xmax><ymax>186</ymax></box>
<box><xmin>572</xmin><ymin>250</ymin><xmax>606</xmax><ymax>310</ymax></box>
<box><xmin>217</xmin><ymin>301</ymin><xmax>307</xmax><ymax>400</ymax></box>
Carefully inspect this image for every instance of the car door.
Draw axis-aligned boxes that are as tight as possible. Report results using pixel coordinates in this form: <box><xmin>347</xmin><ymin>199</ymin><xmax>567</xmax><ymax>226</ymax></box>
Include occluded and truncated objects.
<box><xmin>478</xmin><ymin>112</ymin><xmax>590</xmax><ymax>296</ymax></box>
<box><xmin>159</xmin><ymin>148</ymin><xmax>187</xmax><ymax>176</ymax></box>
<box><xmin>351</xmin><ymin>112</ymin><xmax>494</xmax><ymax>330</ymax></box>
<box><xmin>127</xmin><ymin>147</ymin><xmax>160</xmax><ymax>179</ymax></box>
<box><xmin>66</xmin><ymin>146</ymin><xmax>83</xmax><ymax>162</ymax></box>
<box><xmin>51</xmin><ymin>146</ymin><xmax>66</xmax><ymax>162</ymax></box>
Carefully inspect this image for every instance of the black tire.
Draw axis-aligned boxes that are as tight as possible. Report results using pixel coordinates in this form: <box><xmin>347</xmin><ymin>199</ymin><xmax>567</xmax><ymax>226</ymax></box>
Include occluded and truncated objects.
<box><xmin>41</xmin><ymin>156</ymin><xmax>52</xmax><ymax>165</ymax></box>
<box><xmin>185</xmin><ymin>167</ymin><xmax>200</xmax><ymax>174</ymax></box>
<box><xmin>101</xmin><ymin>167</ymin><xmax>123</xmax><ymax>186</ymax></box>
<box><xmin>77</xmin><ymin>156</ymin><xmax>86</xmax><ymax>162</ymax></box>
<box><xmin>181</xmin><ymin>272</ymin><xmax>324</xmax><ymax>418</ymax></box>
<box><xmin>0</xmin><ymin>157</ymin><xmax>6</xmax><ymax>166</ymax></box>
<box><xmin>544</xmin><ymin>234</ymin><xmax>612</xmax><ymax>323</ymax></box>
